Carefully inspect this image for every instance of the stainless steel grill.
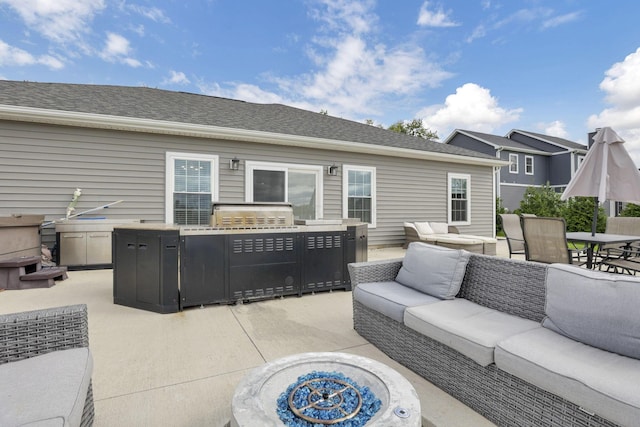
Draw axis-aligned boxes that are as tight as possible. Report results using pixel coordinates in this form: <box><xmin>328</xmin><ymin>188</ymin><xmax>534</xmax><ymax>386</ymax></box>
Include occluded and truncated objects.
<box><xmin>211</xmin><ymin>202</ymin><xmax>294</xmax><ymax>228</ymax></box>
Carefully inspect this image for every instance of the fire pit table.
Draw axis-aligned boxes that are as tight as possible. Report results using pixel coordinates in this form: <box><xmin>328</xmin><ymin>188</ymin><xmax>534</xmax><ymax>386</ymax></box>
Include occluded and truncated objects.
<box><xmin>230</xmin><ymin>352</ymin><xmax>421</xmax><ymax>426</ymax></box>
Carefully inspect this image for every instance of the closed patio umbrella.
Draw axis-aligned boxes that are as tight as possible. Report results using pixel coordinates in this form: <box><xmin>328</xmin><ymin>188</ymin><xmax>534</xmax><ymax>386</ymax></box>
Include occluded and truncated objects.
<box><xmin>561</xmin><ymin>127</ymin><xmax>640</xmax><ymax>235</ymax></box>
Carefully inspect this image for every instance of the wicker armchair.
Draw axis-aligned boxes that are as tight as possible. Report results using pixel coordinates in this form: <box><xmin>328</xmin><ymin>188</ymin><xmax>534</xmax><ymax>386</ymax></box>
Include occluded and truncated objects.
<box><xmin>0</xmin><ymin>304</ymin><xmax>94</xmax><ymax>426</ymax></box>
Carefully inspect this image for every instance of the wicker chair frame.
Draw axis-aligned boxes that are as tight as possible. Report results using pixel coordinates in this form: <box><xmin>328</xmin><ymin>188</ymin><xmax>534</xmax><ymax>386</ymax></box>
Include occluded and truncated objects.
<box><xmin>348</xmin><ymin>254</ymin><xmax>619</xmax><ymax>427</ymax></box>
<box><xmin>0</xmin><ymin>304</ymin><xmax>94</xmax><ymax>426</ymax></box>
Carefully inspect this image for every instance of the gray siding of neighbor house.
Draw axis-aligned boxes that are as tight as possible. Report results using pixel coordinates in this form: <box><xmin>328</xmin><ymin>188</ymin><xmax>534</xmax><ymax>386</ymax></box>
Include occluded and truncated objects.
<box><xmin>509</xmin><ymin>133</ymin><xmax>565</xmax><ymax>153</ymax></box>
<box><xmin>549</xmin><ymin>153</ymin><xmax>573</xmax><ymax>186</ymax></box>
<box><xmin>499</xmin><ymin>150</ymin><xmax>549</xmax><ymax>186</ymax></box>
<box><xmin>446</xmin><ymin>134</ymin><xmax>497</xmax><ymax>157</ymax></box>
<box><xmin>0</xmin><ymin>121</ymin><xmax>496</xmax><ymax>248</ymax></box>
<box><xmin>500</xmin><ymin>185</ymin><xmax>528</xmax><ymax>212</ymax></box>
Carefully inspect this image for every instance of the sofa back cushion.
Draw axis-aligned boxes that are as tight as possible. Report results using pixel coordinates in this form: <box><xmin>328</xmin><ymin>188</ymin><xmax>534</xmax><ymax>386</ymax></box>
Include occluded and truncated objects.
<box><xmin>543</xmin><ymin>264</ymin><xmax>640</xmax><ymax>359</ymax></box>
<box><xmin>396</xmin><ymin>242</ymin><xmax>470</xmax><ymax>299</ymax></box>
<box><xmin>429</xmin><ymin>222</ymin><xmax>449</xmax><ymax>234</ymax></box>
<box><xmin>414</xmin><ymin>221</ymin><xmax>434</xmax><ymax>236</ymax></box>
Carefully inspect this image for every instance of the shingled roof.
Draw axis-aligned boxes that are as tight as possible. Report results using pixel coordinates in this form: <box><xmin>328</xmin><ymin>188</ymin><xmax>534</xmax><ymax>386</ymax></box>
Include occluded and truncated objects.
<box><xmin>0</xmin><ymin>80</ymin><xmax>496</xmax><ymax>162</ymax></box>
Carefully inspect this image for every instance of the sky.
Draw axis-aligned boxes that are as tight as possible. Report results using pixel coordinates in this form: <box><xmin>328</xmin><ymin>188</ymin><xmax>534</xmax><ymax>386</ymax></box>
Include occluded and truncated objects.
<box><xmin>1</xmin><ymin>0</ymin><xmax>640</xmax><ymax>165</ymax></box>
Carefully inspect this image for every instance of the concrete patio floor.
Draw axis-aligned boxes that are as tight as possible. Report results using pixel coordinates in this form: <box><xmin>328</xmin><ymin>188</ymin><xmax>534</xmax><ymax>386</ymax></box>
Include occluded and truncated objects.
<box><xmin>0</xmin><ymin>241</ymin><xmax>514</xmax><ymax>426</ymax></box>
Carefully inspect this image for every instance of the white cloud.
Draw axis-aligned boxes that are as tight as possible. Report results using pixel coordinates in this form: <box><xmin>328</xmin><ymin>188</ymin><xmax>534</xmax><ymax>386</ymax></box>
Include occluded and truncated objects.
<box><xmin>542</xmin><ymin>11</ymin><xmax>583</xmax><ymax>29</ymax></box>
<box><xmin>163</xmin><ymin>70</ymin><xmax>190</xmax><ymax>86</ymax></box>
<box><xmin>100</xmin><ymin>32</ymin><xmax>141</xmax><ymax>67</ymax></box>
<box><xmin>0</xmin><ymin>39</ymin><xmax>64</xmax><ymax>69</ymax></box>
<box><xmin>0</xmin><ymin>0</ymin><xmax>105</xmax><ymax>44</ymax></box>
<box><xmin>200</xmin><ymin>1</ymin><xmax>452</xmax><ymax>120</ymax></box>
<box><xmin>418</xmin><ymin>83</ymin><xmax>522</xmax><ymax>136</ymax></box>
<box><xmin>417</xmin><ymin>1</ymin><xmax>460</xmax><ymax>27</ymax></box>
<box><xmin>588</xmin><ymin>47</ymin><xmax>640</xmax><ymax>166</ymax></box>
<box><xmin>126</xmin><ymin>5</ymin><xmax>171</xmax><ymax>24</ymax></box>
<box><xmin>537</xmin><ymin>120</ymin><xmax>568</xmax><ymax>138</ymax></box>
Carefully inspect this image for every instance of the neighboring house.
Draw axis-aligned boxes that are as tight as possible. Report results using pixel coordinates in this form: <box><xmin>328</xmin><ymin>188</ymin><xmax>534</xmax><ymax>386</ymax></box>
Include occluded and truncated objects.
<box><xmin>444</xmin><ymin>129</ymin><xmax>588</xmax><ymax>212</ymax></box>
<box><xmin>0</xmin><ymin>81</ymin><xmax>505</xmax><ymax>248</ymax></box>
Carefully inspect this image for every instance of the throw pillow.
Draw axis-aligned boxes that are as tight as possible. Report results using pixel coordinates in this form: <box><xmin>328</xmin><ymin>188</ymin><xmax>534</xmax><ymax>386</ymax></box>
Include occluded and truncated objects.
<box><xmin>414</xmin><ymin>221</ymin><xmax>434</xmax><ymax>236</ymax></box>
<box><xmin>395</xmin><ymin>242</ymin><xmax>471</xmax><ymax>299</ymax></box>
<box><xmin>430</xmin><ymin>222</ymin><xmax>449</xmax><ymax>234</ymax></box>
<box><xmin>542</xmin><ymin>264</ymin><xmax>640</xmax><ymax>359</ymax></box>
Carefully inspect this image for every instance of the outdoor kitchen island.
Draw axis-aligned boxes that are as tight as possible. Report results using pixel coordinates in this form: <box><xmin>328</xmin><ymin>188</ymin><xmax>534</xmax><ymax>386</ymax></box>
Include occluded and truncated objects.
<box><xmin>112</xmin><ymin>203</ymin><xmax>367</xmax><ymax>314</ymax></box>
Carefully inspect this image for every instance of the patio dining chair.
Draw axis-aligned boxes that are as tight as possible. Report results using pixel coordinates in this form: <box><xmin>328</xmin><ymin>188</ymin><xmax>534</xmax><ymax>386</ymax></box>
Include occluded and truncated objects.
<box><xmin>521</xmin><ymin>216</ymin><xmax>584</xmax><ymax>264</ymax></box>
<box><xmin>498</xmin><ymin>213</ymin><xmax>532</xmax><ymax>258</ymax></box>
<box><xmin>596</xmin><ymin>216</ymin><xmax>640</xmax><ymax>264</ymax></box>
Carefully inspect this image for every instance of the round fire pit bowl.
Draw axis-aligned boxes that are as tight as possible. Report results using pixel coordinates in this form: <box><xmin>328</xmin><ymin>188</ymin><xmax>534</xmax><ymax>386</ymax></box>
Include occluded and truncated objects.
<box><xmin>231</xmin><ymin>352</ymin><xmax>421</xmax><ymax>427</ymax></box>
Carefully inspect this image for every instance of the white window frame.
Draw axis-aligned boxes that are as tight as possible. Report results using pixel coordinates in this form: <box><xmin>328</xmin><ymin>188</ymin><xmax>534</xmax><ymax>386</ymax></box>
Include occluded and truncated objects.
<box><xmin>448</xmin><ymin>173</ymin><xmax>471</xmax><ymax>226</ymax></box>
<box><xmin>525</xmin><ymin>155</ymin><xmax>534</xmax><ymax>175</ymax></box>
<box><xmin>342</xmin><ymin>165</ymin><xmax>376</xmax><ymax>228</ymax></box>
<box><xmin>509</xmin><ymin>153</ymin><xmax>519</xmax><ymax>174</ymax></box>
<box><xmin>165</xmin><ymin>151</ymin><xmax>219</xmax><ymax>224</ymax></box>
<box><xmin>244</xmin><ymin>161</ymin><xmax>323</xmax><ymax>219</ymax></box>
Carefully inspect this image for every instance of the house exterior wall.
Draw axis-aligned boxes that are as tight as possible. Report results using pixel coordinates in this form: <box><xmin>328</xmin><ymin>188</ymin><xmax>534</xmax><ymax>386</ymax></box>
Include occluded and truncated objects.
<box><xmin>446</xmin><ymin>134</ymin><xmax>497</xmax><ymax>157</ymax></box>
<box><xmin>508</xmin><ymin>133</ymin><xmax>565</xmax><ymax>153</ymax></box>
<box><xmin>0</xmin><ymin>120</ymin><xmax>497</xmax><ymax>248</ymax></box>
<box><xmin>548</xmin><ymin>152</ymin><xmax>573</xmax><ymax>186</ymax></box>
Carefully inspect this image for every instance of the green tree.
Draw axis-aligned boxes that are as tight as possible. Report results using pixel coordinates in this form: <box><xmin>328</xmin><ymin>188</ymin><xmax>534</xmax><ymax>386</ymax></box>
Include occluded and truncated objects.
<box><xmin>364</xmin><ymin>119</ymin><xmax>384</xmax><ymax>128</ymax></box>
<box><xmin>561</xmin><ymin>196</ymin><xmax>606</xmax><ymax>232</ymax></box>
<box><xmin>388</xmin><ymin>118</ymin><xmax>438</xmax><ymax>140</ymax></box>
<box><xmin>514</xmin><ymin>183</ymin><xmax>564</xmax><ymax>217</ymax></box>
<box><xmin>620</xmin><ymin>203</ymin><xmax>640</xmax><ymax>217</ymax></box>
<box><xmin>496</xmin><ymin>197</ymin><xmax>507</xmax><ymax>234</ymax></box>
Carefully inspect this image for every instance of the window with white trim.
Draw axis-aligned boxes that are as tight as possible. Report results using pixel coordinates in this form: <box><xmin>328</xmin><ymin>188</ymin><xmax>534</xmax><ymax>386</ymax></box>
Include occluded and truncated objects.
<box><xmin>525</xmin><ymin>155</ymin><xmax>534</xmax><ymax>175</ymax></box>
<box><xmin>509</xmin><ymin>153</ymin><xmax>518</xmax><ymax>173</ymax></box>
<box><xmin>245</xmin><ymin>161</ymin><xmax>322</xmax><ymax>220</ymax></box>
<box><xmin>448</xmin><ymin>173</ymin><xmax>470</xmax><ymax>225</ymax></box>
<box><xmin>343</xmin><ymin>165</ymin><xmax>376</xmax><ymax>227</ymax></box>
<box><xmin>166</xmin><ymin>152</ymin><xmax>219</xmax><ymax>225</ymax></box>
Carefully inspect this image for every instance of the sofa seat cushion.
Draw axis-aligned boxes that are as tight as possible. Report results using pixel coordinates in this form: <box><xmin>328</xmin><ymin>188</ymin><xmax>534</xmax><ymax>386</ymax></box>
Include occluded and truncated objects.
<box><xmin>0</xmin><ymin>348</ymin><xmax>93</xmax><ymax>427</ymax></box>
<box><xmin>354</xmin><ymin>281</ymin><xmax>442</xmax><ymax>322</ymax></box>
<box><xmin>495</xmin><ymin>327</ymin><xmax>640</xmax><ymax>427</ymax></box>
<box><xmin>404</xmin><ymin>299</ymin><xmax>540</xmax><ymax>366</ymax></box>
<box><xmin>543</xmin><ymin>263</ymin><xmax>640</xmax><ymax>359</ymax></box>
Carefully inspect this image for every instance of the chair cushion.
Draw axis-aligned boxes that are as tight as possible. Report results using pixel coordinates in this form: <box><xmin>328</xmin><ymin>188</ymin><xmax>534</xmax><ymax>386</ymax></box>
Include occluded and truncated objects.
<box><xmin>414</xmin><ymin>221</ymin><xmax>434</xmax><ymax>236</ymax></box>
<box><xmin>543</xmin><ymin>264</ymin><xmax>640</xmax><ymax>359</ymax></box>
<box><xmin>404</xmin><ymin>299</ymin><xmax>540</xmax><ymax>366</ymax></box>
<box><xmin>429</xmin><ymin>222</ymin><xmax>449</xmax><ymax>234</ymax></box>
<box><xmin>495</xmin><ymin>327</ymin><xmax>640</xmax><ymax>427</ymax></box>
<box><xmin>0</xmin><ymin>348</ymin><xmax>93</xmax><ymax>427</ymax></box>
<box><xmin>395</xmin><ymin>242</ymin><xmax>470</xmax><ymax>299</ymax></box>
<box><xmin>353</xmin><ymin>281</ymin><xmax>442</xmax><ymax>322</ymax></box>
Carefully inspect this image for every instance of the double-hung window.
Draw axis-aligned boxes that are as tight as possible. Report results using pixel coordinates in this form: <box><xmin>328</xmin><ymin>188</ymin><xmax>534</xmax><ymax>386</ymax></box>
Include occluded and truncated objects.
<box><xmin>448</xmin><ymin>173</ymin><xmax>470</xmax><ymax>225</ymax></box>
<box><xmin>245</xmin><ymin>161</ymin><xmax>322</xmax><ymax>220</ymax></box>
<box><xmin>343</xmin><ymin>165</ymin><xmax>376</xmax><ymax>227</ymax></box>
<box><xmin>166</xmin><ymin>152</ymin><xmax>219</xmax><ymax>225</ymax></box>
<box><xmin>525</xmin><ymin>155</ymin><xmax>534</xmax><ymax>175</ymax></box>
<box><xmin>509</xmin><ymin>153</ymin><xmax>519</xmax><ymax>174</ymax></box>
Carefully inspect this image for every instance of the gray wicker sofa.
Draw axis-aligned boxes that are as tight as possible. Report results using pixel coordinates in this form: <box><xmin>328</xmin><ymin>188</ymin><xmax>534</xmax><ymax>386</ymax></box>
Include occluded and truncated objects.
<box><xmin>348</xmin><ymin>242</ymin><xmax>640</xmax><ymax>427</ymax></box>
<box><xmin>0</xmin><ymin>304</ymin><xmax>94</xmax><ymax>426</ymax></box>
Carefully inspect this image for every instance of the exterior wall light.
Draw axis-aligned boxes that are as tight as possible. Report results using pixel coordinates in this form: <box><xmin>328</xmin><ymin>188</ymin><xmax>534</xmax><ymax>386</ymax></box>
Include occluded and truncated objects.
<box><xmin>230</xmin><ymin>157</ymin><xmax>240</xmax><ymax>171</ymax></box>
<box><xmin>327</xmin><ymin>164</ymin><xmax>339</xmax><ymax>176</ymax></box>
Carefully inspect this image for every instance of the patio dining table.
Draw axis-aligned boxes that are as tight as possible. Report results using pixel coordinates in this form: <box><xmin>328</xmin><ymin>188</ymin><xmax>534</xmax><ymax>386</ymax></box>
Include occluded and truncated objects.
<box><xmin>566</xmin><ymin>232</ymin><xmax>640</xmax><ymax>269</ymax></box>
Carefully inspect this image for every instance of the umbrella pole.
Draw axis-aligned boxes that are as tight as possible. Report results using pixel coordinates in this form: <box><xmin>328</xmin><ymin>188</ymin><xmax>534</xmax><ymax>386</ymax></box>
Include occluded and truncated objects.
<box><xmin>592</xmin><ymin>196</ymin><xmax>598</xmax><ymax>236</ymax></box>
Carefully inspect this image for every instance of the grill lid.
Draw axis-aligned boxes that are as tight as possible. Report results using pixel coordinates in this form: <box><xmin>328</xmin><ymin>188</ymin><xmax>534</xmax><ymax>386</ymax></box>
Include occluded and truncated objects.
<box><xmin>211</xmin><ymin>202</ymin><xmax>294</xmax><ymax>227</ymax></box>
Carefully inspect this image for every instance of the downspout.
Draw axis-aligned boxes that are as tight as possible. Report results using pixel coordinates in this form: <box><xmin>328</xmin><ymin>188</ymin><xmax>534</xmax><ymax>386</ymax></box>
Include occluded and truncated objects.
<box><xmin>494</xmin><ymin>147</ymin><xmax>503</xmax><ymax>237</ymax></box>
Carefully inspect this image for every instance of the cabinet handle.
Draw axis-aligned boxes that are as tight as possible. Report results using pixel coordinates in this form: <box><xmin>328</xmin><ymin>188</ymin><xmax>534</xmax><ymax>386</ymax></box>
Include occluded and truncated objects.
<box><xmin>138</xmin><ymin>243</ymin><xmax>148</xmax><ymax>250</ymax></box>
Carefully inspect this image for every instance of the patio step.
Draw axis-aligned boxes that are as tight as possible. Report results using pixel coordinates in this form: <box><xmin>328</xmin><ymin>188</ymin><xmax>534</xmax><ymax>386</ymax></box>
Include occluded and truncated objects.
<box><xmin>18</xmin><ymin>267</ymin><xmax>68</xmax><ymax>289</ymax></box>
<box><xmin>0</xmin><ymin>256</ymin><xmax>67</xmax><ymax>290</ymax></box>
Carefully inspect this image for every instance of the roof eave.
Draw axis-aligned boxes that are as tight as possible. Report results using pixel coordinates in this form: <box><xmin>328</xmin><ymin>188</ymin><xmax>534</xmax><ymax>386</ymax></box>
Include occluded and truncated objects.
<box><xmin>0</xmin><ymin>105</ymin><xmax>507</xmax><ymax>167</ymax></box>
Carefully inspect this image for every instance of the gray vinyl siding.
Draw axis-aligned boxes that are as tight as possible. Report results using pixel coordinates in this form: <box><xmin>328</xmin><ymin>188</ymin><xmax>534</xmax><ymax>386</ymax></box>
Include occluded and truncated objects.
<box><xmin>0</xmin><ymin>120</ymin><xmax>496</xmax><ymax>248</ymax></box>
<box><xmin>446</xmin><ymin>134</ymin><xmax>497</xmax><ymax>157</ymax></box>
